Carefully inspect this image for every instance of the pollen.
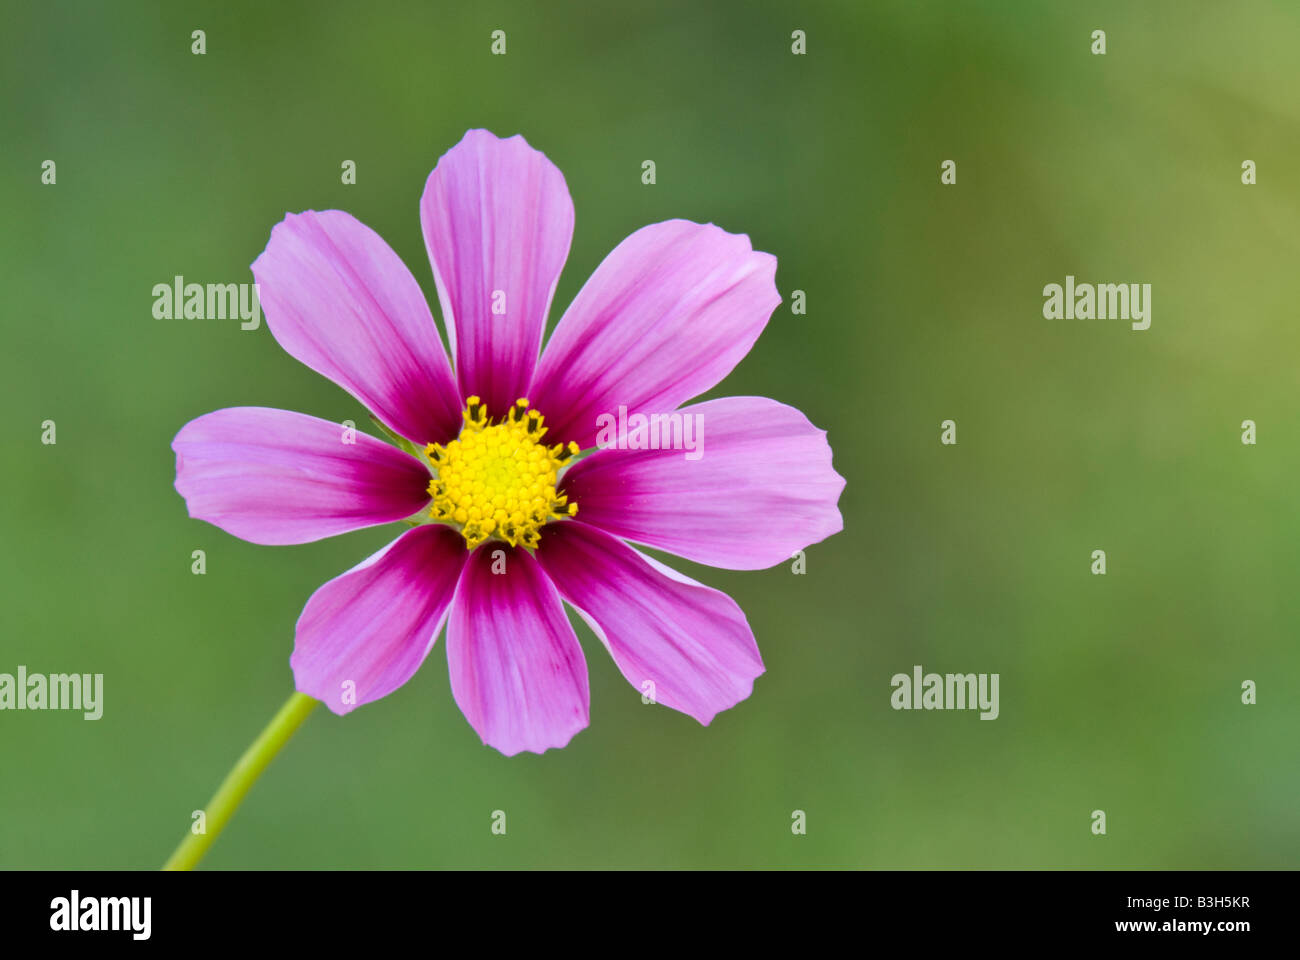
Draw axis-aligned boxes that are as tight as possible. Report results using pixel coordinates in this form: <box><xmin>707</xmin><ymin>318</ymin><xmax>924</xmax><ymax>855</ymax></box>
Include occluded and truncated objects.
<box><xmin>426</xmin><ymin>397</ymin><xmax>580</xmax><ymax>550</ymax></box>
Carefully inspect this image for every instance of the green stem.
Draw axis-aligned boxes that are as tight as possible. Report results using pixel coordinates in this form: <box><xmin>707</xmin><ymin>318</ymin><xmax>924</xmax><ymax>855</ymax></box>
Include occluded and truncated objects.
<box><xmin>163</xmin><ymin>691</ymin><xmax>319</xmax><ymax>871</ymax></box>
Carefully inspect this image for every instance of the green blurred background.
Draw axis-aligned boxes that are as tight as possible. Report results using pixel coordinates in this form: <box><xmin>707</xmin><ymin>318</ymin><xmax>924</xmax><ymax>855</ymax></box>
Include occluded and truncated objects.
<box><xmin>3</xmin><ymin>0</ymin><xmax>1298</xmax><ymax>868</ymax></box>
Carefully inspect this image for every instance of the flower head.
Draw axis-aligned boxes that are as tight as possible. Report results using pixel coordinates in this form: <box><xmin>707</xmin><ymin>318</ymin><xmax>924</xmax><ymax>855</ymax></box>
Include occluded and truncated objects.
<box><xmin>427</xmin><ymin>396</ymin><xmax>579</xmax><ymax>550</ymax></box>
<box><xmin>173</xmin><ymin>129</ymin><xmax>845</xmax><ymax>755</ymax></box>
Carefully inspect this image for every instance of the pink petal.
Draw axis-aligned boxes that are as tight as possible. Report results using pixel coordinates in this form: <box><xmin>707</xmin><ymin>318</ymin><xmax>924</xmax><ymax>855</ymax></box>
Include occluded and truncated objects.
<box><xmin>559</xmin><ymin>397</ymin><xmax>845</xmax><ymax>569</ymax></box>
<box><xmin>291</xmin><ymin>524</ymin><xmax>466</xmax><ymax>714</ymax></box>
<box><xmin>172</xmin><ymin>406</ymin><xmax>433</xmax><ymax>545</ymax></box>
<box><xmin>529</xmin><ymin>220</ymin><xmax>779</xmax><ymax>449</ymax></box>
<box><xmin>420</xmin><ymin>129</ymin><xmax>574</xmax><ymax>417</ymax></box>
<box><xmin>251</xmin><ymin>209</ymin><xmax>463</xmax><ymax>446</ymax></box>
<box><xmin>536</xmin><ymin>521</ymin><xmax>763</xmax><ymax>725</ymax></box>
<box><xmin>446</xmin><ymin>544</ymin><xmax>589</xmax><ymax>755</ymax></box>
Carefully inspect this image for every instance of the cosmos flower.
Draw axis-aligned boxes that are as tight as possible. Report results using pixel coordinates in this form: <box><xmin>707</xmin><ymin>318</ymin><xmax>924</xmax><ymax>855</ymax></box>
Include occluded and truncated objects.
<box><xmin>172</xmin><ymin>129</ymin><xmax>844</xmax><ymax>756</ymax></box>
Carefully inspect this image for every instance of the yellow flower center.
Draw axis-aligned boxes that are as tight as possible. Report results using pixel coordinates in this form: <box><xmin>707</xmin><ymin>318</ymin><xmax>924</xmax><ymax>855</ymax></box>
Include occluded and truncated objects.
<box><xmin>426</xmin><ymin>397</ymin><xmax>579</xmax><ymax>550</ymax></box>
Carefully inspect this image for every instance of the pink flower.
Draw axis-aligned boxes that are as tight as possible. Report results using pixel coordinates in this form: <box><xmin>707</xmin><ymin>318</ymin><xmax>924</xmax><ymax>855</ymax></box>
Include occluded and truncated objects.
<box><xmin>172</xmin><ymin>129</ymin><xmax>845</xmax><ymax>756</ymax></box>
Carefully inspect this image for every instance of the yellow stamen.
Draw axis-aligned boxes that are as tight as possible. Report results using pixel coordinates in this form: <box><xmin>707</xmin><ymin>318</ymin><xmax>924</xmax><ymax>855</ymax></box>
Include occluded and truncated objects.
<box><xmin>426</xmin><ymin>398</ymin><xmax>580</xmax><ymax>550</ymax></box>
